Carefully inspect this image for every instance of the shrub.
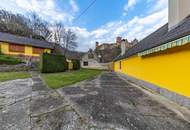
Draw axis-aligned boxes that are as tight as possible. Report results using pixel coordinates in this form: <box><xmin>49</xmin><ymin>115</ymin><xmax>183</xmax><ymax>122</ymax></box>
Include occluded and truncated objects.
<box><xmin>0</xmin><ymin>55</ymin><xmax>22</xmax><ymax>65</ymax></box>
<box><xmin>72</xmin><ymin>59</ymin><xmax>80</xmax><ymax>70</ymax></box>
<box><xmin>40</xmin><ymin>53</ymin><xmax>68</xmax><ymax>73</ymax></box>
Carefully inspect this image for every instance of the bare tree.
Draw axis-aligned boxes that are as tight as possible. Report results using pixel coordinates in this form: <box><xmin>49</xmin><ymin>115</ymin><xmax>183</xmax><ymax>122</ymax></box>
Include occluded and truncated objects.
<box><xmin>0</xmin><ymin>10</ymin><xmax>51</xmax><ymax>41</ymax></box>
<box><xmin>63</xmin><ymin>29</ymin><xmax>78</xmax><ymax>53</ymax></box>
<box><xmin>0</xmin><ymin>10</ymin><xmax>32</xmax><ymax>36</ymax></box>
<box><xmin>29</xmin><ymin>13</ymin><xmax>51</xmax><ymax>40</ymax></box>
<box><xmin>50</xmin><ymin>23</ymin><xmax>78</xmax><ymax>53</ymax></box>
<box><xmin>0</xmin><ymin>9</ymin><xmax>78</xmax><ymax>52</ymax></box>
<box><xmin>52</xmin><ymin>22</ymin><xmax>65</xmax><ymax>44</ymax></box>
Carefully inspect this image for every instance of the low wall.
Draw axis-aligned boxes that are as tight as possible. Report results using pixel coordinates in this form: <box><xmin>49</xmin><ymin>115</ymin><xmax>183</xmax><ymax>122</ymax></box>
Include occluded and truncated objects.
<box><xmin>81</xmin><ymin>62</ymin><xmax>111</xmax><ymax>70</ymax></box>
<box><xmin>0</xmin><ymin>64</ymin><xmax>34</xmax><ymax>72</ymax></box>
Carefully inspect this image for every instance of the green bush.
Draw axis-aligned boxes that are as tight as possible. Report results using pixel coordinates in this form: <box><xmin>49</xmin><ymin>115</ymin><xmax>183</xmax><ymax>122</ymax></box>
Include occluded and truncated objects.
<box><xmin>72</xmin><ymin>59</ymin><xmax>80</xmax><ymax>70</ymax></box>
<box><xmin>0</xmin><ymin>55</ymin><xmax>22</xmax><ymax>65</ymax></box>
<box><xmin>40</xmin><ymin>53</ymin><xmax>68</xmax><ymax>73</ymax></box>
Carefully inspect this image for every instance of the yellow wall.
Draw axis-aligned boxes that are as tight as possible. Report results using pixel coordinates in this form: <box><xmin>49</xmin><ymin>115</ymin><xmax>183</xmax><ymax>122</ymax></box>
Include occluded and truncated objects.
<box><xmin>44</xmin><ymin>49</ymin><xmax>51</xmax><ymax>53</ymax></box>
<box><xmin>25</xmin><ymin>46</ymin><xmax>33</xmax><ymax>56</ymax></box>
<box><xmin>0</xmin><ymin>42</ymin><xmax>51</xmax><ymax>57</ymax></box>
<box><xmin>114</xmin><ymin>44</ymin><xmax>190</xmax><ymax>97</ymax></box>
<box><xmin>68</xmin><ymin>62</ymin><xmax>73</xmax><ymax>70</ymax></box>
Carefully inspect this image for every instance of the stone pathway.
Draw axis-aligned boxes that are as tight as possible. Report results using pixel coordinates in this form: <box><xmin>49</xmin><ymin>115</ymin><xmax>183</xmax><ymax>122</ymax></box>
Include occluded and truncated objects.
<box><xmin>0</xmin><ymin>78</ymin><xmax>32</xmax><ymax>130</ymax></box>
<box><xmin>0</xmin><ymin>72</ymin><xmax>190</xmax><ymax>130</ymax></box>
<box><xmin>29</xmin><ymin>73</ymin><xmax>87</xmax><ymax>130</ymax></box>
<box><xmin>0</xmin><ymin>72</ymin><xmax>90</xmax><ymax>130</ymax></box>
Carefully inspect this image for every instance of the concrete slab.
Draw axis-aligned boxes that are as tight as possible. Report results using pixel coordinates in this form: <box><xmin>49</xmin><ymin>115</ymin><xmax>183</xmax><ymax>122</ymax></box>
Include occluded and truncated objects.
<box><xmin>1</xmin><ymin>72</ymin><xmax>190</xmax><ymax>130</ymax></box>
<box><xmin>57</xmin><ymin>72</ymin><xmax>190</xmax><ymax>130</ymax></box>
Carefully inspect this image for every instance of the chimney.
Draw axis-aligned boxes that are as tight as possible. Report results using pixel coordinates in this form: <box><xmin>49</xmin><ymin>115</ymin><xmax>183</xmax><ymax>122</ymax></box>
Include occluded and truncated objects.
<box><xmin>96</xmin><ymin>42</ymin><xmax>99</xmax><ymax>48</ymax></box>
<box><xmin>116</xmin><ymin>36</ymin><xmax>122</xmax><ymax>46</ymax></box>
<box><xmin>169</xmin><ymin>0</ymin><xmax>190</xmax><ymax>30</ymax></box>
<box><xmin>121</xmin><ymin>39</ymin><xmax>126</xmax><ymax>56</ymax></box>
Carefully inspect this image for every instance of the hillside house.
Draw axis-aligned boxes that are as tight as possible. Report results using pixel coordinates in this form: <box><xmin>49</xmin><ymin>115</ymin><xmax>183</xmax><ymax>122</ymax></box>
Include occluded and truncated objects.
<box><xmin>81</xmin><ymin>49</ymin><xmax>108</xmax><ymax>70</ymax></box>
<box><xmin>81</xmin><ymin>37</ymin><xmax>136</xmax><ymax>70</ymax></box>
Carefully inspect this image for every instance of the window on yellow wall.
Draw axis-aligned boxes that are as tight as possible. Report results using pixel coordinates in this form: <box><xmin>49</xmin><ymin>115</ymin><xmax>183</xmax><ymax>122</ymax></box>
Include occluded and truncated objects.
<box><xmin>119</xmin><ymin>61</ymin><xmax>122</xmax><ymax>70</ymax></box>
<box><xmin>9</xmin><ymin>44</ymin><xmax>25</xmax><ymax>53</ymax></box>
<box><xmin>32</xmin><ymin>47</ymin><xmax>44</xmax><ymax>54</ymax></box>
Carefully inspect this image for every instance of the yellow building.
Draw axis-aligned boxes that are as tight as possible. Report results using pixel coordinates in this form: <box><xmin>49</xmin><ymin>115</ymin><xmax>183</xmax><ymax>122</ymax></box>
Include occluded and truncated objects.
<box><xmin>114</xmin><ymin>0</ymin><xmax>190</xmax><ymax>108</ymax></box>
<box><xmin>0</xmin><ymin>32</ymin><xmax>53</xmax><ymax>58</ymax></box>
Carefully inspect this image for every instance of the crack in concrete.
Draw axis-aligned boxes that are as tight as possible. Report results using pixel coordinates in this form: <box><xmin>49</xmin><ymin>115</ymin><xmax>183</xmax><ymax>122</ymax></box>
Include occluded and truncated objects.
<box><xmin>30</xmin><ymin>104</ymin><xmax>70</xmax><ymax>118</ymax></box>
<box><xmin>0</xmin><ymin>96</ymin><xmax>31</xmax><ymax>107</ymax></box>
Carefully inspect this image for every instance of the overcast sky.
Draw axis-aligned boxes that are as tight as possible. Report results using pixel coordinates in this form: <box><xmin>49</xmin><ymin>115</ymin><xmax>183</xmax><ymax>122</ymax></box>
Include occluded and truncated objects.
<box><xmin>0</xmin><ymin>0</ymin><xmax>168</xmax><ymax>51</ymax></box>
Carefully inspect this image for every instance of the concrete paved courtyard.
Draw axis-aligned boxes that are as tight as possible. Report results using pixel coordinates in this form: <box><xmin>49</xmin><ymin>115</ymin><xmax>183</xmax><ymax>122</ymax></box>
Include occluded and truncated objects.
<box><xmin>0</xmin><ymin>72</ymin><xmax>190</xmax><ymax>130</ymax></box>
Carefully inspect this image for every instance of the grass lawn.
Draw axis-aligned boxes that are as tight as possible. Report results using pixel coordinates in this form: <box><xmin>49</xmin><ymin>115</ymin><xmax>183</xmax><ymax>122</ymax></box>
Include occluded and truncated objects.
<box><xmin>42</xmin><ymin>69</ymin><xmax>103</xmax><ymax>89</ymax></box>
<box><xmin>0</xmin><ymin>72</ymin><xmax>31</xmax><ymax>82</ymax></box>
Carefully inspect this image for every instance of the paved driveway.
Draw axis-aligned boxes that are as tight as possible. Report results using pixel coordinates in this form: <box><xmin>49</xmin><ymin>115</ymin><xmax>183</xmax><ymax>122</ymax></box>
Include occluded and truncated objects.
<box><xmin>0</xmin><ymin>72</ymin><xmax>190</xmax><ymax>130</ymax></box>
<box><xmin>57</xmin><ymin>72</ymin><xmax>190</xmax><ymax>130</ymax></box>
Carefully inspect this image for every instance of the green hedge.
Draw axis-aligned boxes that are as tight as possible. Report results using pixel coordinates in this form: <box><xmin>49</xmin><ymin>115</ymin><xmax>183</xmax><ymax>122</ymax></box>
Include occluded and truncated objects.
<box><xmin>72</xmin><ymin>59</ymin><xmax>80</xmax><ymax>70</ymax></box>
<box><xmin>0</xmin><ymin>55</ymin><xmax>22</xmax><ymax>65</ymax></box>
<box><xmin>40</xmin><ymin>53</ymin><xmax>68</xmax><ymax>73</ymax></box>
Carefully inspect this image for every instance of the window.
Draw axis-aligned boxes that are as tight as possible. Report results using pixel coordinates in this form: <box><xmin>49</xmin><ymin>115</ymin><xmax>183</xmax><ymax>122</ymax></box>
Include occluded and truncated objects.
<box><xmin>119</xmin><ymin>61</ymin><xmax>122</xmax><ymax>70</ymax></box>
<box><xmin>32</xmin><ymin>47</ymin><xmax>44</xmax><ymax>54</ymax></box>
<box><xmin>9</xmin><ymin>44</ymin><xmax>25</xmax><ymax>53</ymax></box>
<box><xmin>83</xmin><ymin>61</ymin><xmax>88</xmax><ymax>66</ymax></box>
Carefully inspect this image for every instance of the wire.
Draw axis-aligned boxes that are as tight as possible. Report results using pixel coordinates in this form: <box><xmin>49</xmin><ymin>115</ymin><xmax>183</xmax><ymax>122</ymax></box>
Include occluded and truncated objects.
<box><xmin>74</xmin><ymin>0</ymin><xmax>97</xmax><ymax>21</ymax></box>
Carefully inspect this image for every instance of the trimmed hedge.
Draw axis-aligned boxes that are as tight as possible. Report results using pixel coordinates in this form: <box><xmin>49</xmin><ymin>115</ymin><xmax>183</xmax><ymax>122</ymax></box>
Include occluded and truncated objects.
<box><xmin>0</xmin><ymin>55</ymin><xmax>22</xmax><ymax>65</ymax></box>
<box><xmin>40</xmin><ymin>53</ymin><xmax>68</xmax><ymax>73</ymax></box>
<box><xmin>72</xmin><ymin>59</ymin><xmax>80</xmax><ymax>70</ymax></box>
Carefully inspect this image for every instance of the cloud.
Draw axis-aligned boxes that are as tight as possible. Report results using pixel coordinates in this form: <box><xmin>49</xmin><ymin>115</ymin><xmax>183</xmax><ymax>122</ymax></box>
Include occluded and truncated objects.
<box><xmin>148</xmin><ymin>0</ymin><xmax>168</xmax><ymax>13</ymax></box>
<box><xmin>70</xmin><ymin>0</ymin><xmax>79</xmax><ymax>13</ymax></box>
<box><xmin>126</xmin><ymin>9</ymin><xmax>168</xmax><ymax>40</ymax></box>
<box><xmin>72</xmin><ymin>7</ymin><xmax>168</xmax><ymax>51</ymax></box>
<box><xmin>73</xmin><ymin>0</ymin><xmax>168</xmax><ymax>51</ymax></box>
<box><xmin>124</xmin><ymin>0</ymin><xmax>137</xmax><ymax>11</ymax></box>
<box><xmin>123</xmin><ymin>0</ymin><xmax>138</xmax><ymax>16</ymax></box>
<box><xmin>0</xmin><ymin>0</ymin><xmax>168</xmax><ymax>52</ymax></box>
<box><xmin>0</xmin><ymin>0</ymin><xmax>79</xmax><ymax>24</ymax></box>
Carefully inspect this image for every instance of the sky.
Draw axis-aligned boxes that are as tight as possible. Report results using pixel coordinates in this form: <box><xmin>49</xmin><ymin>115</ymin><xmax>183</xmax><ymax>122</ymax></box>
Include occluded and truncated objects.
<box><xmin>0</xmin><ymin>0</ymin><xmax>168</xmax><ymax>51</ymax></box>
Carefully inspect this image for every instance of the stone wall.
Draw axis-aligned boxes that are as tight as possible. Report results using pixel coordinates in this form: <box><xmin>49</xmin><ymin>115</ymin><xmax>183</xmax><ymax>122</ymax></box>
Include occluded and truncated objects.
<box><xmin>0</xmin><ymin>64</ymin><xmax>37</xmax><ymax>72</ymax></box>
